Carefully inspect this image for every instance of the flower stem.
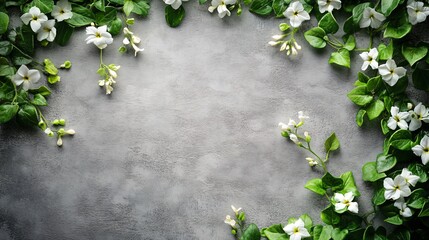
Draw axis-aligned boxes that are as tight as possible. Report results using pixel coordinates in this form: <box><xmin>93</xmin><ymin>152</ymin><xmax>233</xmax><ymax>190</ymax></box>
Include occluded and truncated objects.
<box><xmin>11</xmin><ymin>43</ymin><xmax>34</xmax><ymax>61</ymax></box>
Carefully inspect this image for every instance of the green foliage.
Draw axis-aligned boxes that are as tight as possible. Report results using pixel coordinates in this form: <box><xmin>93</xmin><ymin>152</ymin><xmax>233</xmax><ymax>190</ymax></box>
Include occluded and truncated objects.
<box><xmin>381</xmin><ymin>0</ymin><xmax>400</xmax><ymax>16</ymax></box>
<box><xmin>362</xmin><ymin>162</ymin><xmax>386</xmax><ymax>182</ymax></box>
<box><xmin>318</xmin><ymin>13</ymin><xmax>339</xmax><ymax>34</ymax></box>
<box><xmin>0</xmin><ymin>12</ymin><xmax>9</xmax><ymax>35</ymax></box>
<box><xmin>165</xmin><ymin>5</ymin><xmax>185</xmax><ymax>28</ymax></box>
<box><xmin>304</xmin><ymin>27</ymin><xmax>326</xmax><ymax>48</ymax></box>
<box><xmin>402</xmin><ymin>45</ymin><xmax>428</xmax><ymax>67</ymax></box>
<box><xmin>249</xmin><ymin>0</ymin><xmax>273</xmax><ymax>16</ymax></box>
<box><xmin>329</xmin><ymin>49</ymin><xmax>350</xmax><ymax>68</ymax></box>
<box><xmin>242</xmin><ymin>223</ymin><xmax>261</xmax><ymax>240</ymax></box>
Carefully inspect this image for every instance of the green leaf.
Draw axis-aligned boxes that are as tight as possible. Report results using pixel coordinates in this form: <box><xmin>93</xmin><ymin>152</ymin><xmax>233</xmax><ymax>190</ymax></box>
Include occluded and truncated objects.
<box><xmin>366</xmin><ymin>100</ymin><xmax>384</xmax><ymax>120</ymax></box>
<box><xmin>356</xmin><ymin>109</ymin><xmax>366</xmax><ymax>127</ymax></box>
<box><xmin>347</xmin><ymin>86</ymin><xmax>373</xmax><ymax>106</ymax></box>
<box><xmin>362</xmin><ymin>162</ymin><xmax>386</xmax><ymax>182</ymax></box>
<box><xmin>381</xmin><ymin>0</ymin><xmax>400</xmax><ymax>16</ymax></box>
<box><xmin>319</xmin><ymin>12</ymin><xmax>339</xmax><ymax>34</ymax></box>
<box><xmin>387</xmin><ymin>76</ymin><xmax>408</xmax><ymax>95</ymax></box>
<box><xmin>321</xmin><ymin>205</ymin><xmax>340</xmax><ymax>225</ymax></box>
<box><xmin>388</xmin><ymin>129</ymin><xmax>412</xmax><ymax>150</ymax></box>
<box><xmin>199</xmin><ymin>0</ymin><xmax>208</xmax><ymax>4</ymax></box>
<box><xmin>408</xmin><ymin>163</ymin><xmax>428</xmax><ymax>183</ymax></box>
<box><xmin>95</xmin><ymin>6</ymin><xmax>117</xmax><ymax>25</ymax></box>
<box><xmin>381</xmin><ymin>119</ymin><xmax>389</xmax><ymax>135</ymax></box>
<box><xmin>372</xmin><ymin>187</ymin><xmax>386</xmax><ymax>205</ymax></box>
<box><xmin>28</xmin><ymin>86</ymin><xmax>51</xmax><ymax>96</ymax></box>
<box><xmin>367</xmin><ymin>76</ymin><xmax>382</xmax><ymax>92</ymax></box>
<box><xmin>0</xmin><ymin>104</ymin><xmax>19</xmax><ymax>124</ymax></box>
<box><xmin>242</xmin><ymin>223</ymin><xmax>261</xmax><ymax>240</ymax></box>
<box><xmin>402</xmin><ymin>45</ymin><xmax>428</xmax><ymax>66</ymax></box>
<box><xmin>0</xmin><ymin>12</ymin><xmax>9</xmax><ymax>35</ymax></box>
<box><xmin>412</xmin><ymin>63</ymin><xmax>429</xmax><ymax>91</ymax></box>
<box><xmin>329</xmin><ymin>49</ymin><xmax>350</xmax><ymax>68</ymax></box>
<box><xmin>165</xmin><ymin>5</ymin><xmax>185</xmax><ymax>28</ymax></box>
<box><xmin>384</xmin><ymin>215</ymin><xmax>402</xmax><ymax>225</ymax></box>
<box><xmin>363</xmin><ymin>226</ymin><xmax>376</xmax><ymax>240</ymax></box>
<box><xmin>0</xmin><ymin>78</ymin><xmax>15</xmax><ymax>101</ymax></box>
<box><xmin>262</xmin><ymin>224</ymin><xmax>287</xmax><ymax>240</ymax></box>
<box><xmin>123</xmin><ymin>0</ymin><xmax>134</xmax><ymax>16</ymax></box>
<box><xmin>384</xmin><ymin>19</ymin><xmax>412</xmax><ymax>39</ymax></box>
<box><xmin>48</xmin><ymin>75</ymin><xmax>60</xmax><ymax>84</ymax></box>
<box><xmin>108</xmin><ymin>17</ymin><xmax>122</xmax><ymax>36</ymax></box>
<box><xmin>17</xmin><ymin>104</ymin><xmax>39</xmax><ymax>127</ymax></box>
<box><xmin>33</xmin><ymin>0</ymin><xmax>54</xmax><ymax>13</ymax></box>
<box><xmin>376</xmin><ymin>154</ymin><xmax>397</xmax><ymax>173</ymax></box>
<box><xmin>67</xmin><ymin>4</ymin><xmax>96</xmax><ymax>27</ymax></box>
<box><xmin>319</xmin><ymin>225</ymin><xmax>333</xmax><ymax>240</ymax></box>
<box><xmin>304</xmin><ymin>27</ymin><xmax>327</xmax><ymax>49</ymax></box>
<box><xmin>131</xmin><ymin>0</ymin><xmax>150</xmax><ymax>17</ymax></box>
<box><xmin>54</xmin><ymin>21</ymin><xmax>74</xmax><ymax>46</ymax></box>
<box><xmin>343</xmin><ymin>35</ymin><xmax>356</xmax><ymax>51</ymax></box>
<box><xmin>325</xmin><ymin>132</ymin><xmax>340</xmax><ymax>153</ymax></box>
<box><xmin>407</xmin><ymin>189</ymin><xmax>427</xmax><ymax>209</ymax></box>
<box><xmin>332</xmin><ymin>228</ymin><xmax>348</xmax><ymax>240</ymax></box>
<box><xmin>43</xmin><ymin>58</ymin><xmax>58</xmax><ymax>75</ymax></box>
<box><xmin>299</xmin><ymin>214</ymin><xmax>313</xmax><ymax>230</ymax></box>
<box><xmin>375</xmin><ymin>226</ymin><xmax>388</xmax><ymax>240</ymax></box>
<box><xmin>272</xmin><ymin>0</ymin><xmax>288</xmax><ymax>17</ymax></box>
<box><xmin>340</xmin><ymin>171</ymin><xmax>360</xmax><ymax>197</ymax></box>
<box><xmin>0</xmin><ymin>41</ymin><xmax>13</xmax><ymax>56</ymax></box>
<box><xmin>94</xmin><ymin>0</ymin><xmax>105</xmax><ymax>12</ymax></box>
<box><xmin>249</xmin><ymin>0</ymin><xmax>273</xmax><ymax>16</ymax></box>
<box><xmin>12</xmin><ymin>55</ymin><xmax>32</xmax><ymax>65</ymax></box>
<box><xmin>305</xmin><ymin>178</ymin><xmax>326</xmax><ymax>195</ymax></box>
<box><xmin>31</xmin><ymin>93</ymin><xmax>47</xmax><ymax>106</ymax></box>
<box><xmin>352</xmin><ymin>2</ymin><xmax>371</xmax><ymax>24</ymax></box>
<box><xmin>322</xmin><ymin>172</ymin><xmax>343</xmax><ymax>188</ymax></box>
<box><xmin>343</xmin><ymin>16</ymin><xmax>359</xmax><ymax>34</ymax></box>
<box><xmin>313</xmin><ymin>225</ymin><xmax>323</xmax><ymax>240</ymax></box>
<box><xmin>378</xmin><ymin>41</ymin><xmax>393</xmax><ymax>60</ymax></box>
<box><xmin>0</xmin><ymin>65</ymin><xmax>15</xmax><ymax>77</ymax></box>
<box><xmin>388</xmin><ymin>229</ymin><xmax>410</xmax><ymax>240</ymax></box>
<box><xmin>418</xmin><ymin>201</ymin><xmax>429</xmax><ymax>217</ymax></box>
<box><xmin>358</xmin><ymin>72</ymin><xmax>370</xmax><ymax>83</ymax></box>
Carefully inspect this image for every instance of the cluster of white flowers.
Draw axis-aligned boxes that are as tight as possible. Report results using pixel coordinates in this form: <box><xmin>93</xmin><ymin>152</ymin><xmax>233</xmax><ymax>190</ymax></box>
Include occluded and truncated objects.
<box><xmin>412</xmin><ymin>135</ymin><xmax>429</xmax><ymax>165</ymax></box>
<box><xmin>20</xmin><ymin>1</ymin><xmax>73</xmax><ymax>42</ymax></box>
<box><xmin>334</xmin><ymin>192</ymin><xmax>359</xmax><ymax>214</ymax></box>
<box><xmin>208</xmin><ymin>0</ymin><xmax>237</xmax><ymax>18</ymax></box>
<box><xmin>283</xmin><ymin>1</ymin><xmax>310</xmax><ymax>28</ymax></box>
<box><xmin>269</xmin><ymin>35</ymin><xmax>302</xmax><ymax>56</ymax></box>
<box><xmin>384</xmin><ymin>168</ymin><xmax>419</xmax><ymax>217</ymax></box>
<box><xmin>283</xmin><ymin>218</ymin><xmax>310</xmax><ymax>240</ymax></box>
<box><xmin>122</xmin><ymin>27</ymin><xmax>144</xmax><ymax>56</ymax></box>
<box><xmin>317</xmin><ymin>0</ymin><xmax>341</xmax><ymax>13</ymax></box>
<box><xmin>388</xmin><ymin>103</ymin><xmax>429</xmax><ymax>132</ymax></box>
<box><xmin>224</xmin><ymin>205</ymin><xmax>242</xmax><ymax>228</ymax></box>
<box><xmin>98</xmin><ymin>64</ymin><xmax>120</xmax><ymax>94</ymax></box>
<box><xmin>85</xmin><ymin>25</ymin><xmax>114</xmax><ymax>49</ymax></box>
<box><xmin>12</xmin><ymin>65</ymin><xmax>41</xmax><ymax>91</ymax></box>
<box><xmin>407</xmin><ymin>0</ymin><xmax>429</xmax><ymax>25</ymax></box>
<box><xmin>279</xmin><ymin>111</ymin><xmax>309</xmax><ymax>145</ymax></box>
<box><xmin>359</xmin><ymin>49</ymin><xmax>406</xmax><ymax>87</ymax></box>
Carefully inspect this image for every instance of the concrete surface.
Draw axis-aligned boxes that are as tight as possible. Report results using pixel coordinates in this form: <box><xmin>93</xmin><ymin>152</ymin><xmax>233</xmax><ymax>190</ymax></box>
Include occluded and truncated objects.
<box><xmin>0</xmin><ymin>1</ymin><xmax>388</xmax><ymax>239</ymax></box>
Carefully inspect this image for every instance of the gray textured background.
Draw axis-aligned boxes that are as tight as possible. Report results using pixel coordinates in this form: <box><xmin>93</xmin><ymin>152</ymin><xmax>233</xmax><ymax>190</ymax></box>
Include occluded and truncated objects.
<box><xmin>0</xmin><ymin>1</ymin><xmax>388</xmax><ymax>239</ymax></box>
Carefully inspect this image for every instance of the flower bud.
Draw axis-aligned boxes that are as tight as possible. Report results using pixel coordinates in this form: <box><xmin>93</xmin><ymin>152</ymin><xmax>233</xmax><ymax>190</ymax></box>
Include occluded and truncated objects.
<box><xmin>304</xmin><ymin>131</ymin><xmax>311</xmax><ymax>142</ymax></box>
<box><xmin>268</xmin><ymin>41</ymin><xmax>280</xmax><ymax>46</ymax></box>
<box><xmin>57</xmin><ymin>128</ymin><xmax>65</xmax><ymax>136</ymax></box>
<box><xmin>407</xmin><ymin>103</ymin><xmax>413</xmax><ymax>110</ymax></box>
<box><xmin>57</xmin><ymin>136</ymin><xmax>63</xmax><ymax>147</ymax></box>
<box><xmin>126</xmin><ymin>18</ymin><xmax>135</xmax><ymax>25</ymax></box>
<box><xmin>59</xmin><ymin>119</ymin><xmax>66</xmax><ymax>125</ymax></box>
<box><xmin>279</xmin><ymin>23</ymin><xmax>290</xmax><ymax>31</ymax></box>
<box><xmin>231</xmin><ymin>229</ymin><xmax>237</xmax><ymax>235</ymax></box>
<box><xmin>60</xmin><ymin>60</ymin><xmax>72</xmax><ymax>69</ymax></box>
<box><xmin>65</xmin><ymin>129</ymin><xmax>75</xmax><ymax>135</ymax></box>
<box><xmin>294</xmin><ymin>41</ymin><xmax>302</xmax><ymax>50</ymax></box>
<box><xmin>272</xmin><ymin>35</ymin><xmax>284</xmax><ymax>40</ymax></box>
<box><xmin>38</xmin><ymin>120</ymin><xmax>47</xmax><ymax>130</ymax></box>
<box><xmin>108</xmin><ymin>69</ymin><xmax>118</xmax><ymax>78</ymax></box>
<box><xmin>44</xmin><ymin>128</ymin><xmax>54</xmax><ymax>137</ymax></box>
<box><xmin>52</xmin><ymin>119</ymin><xmax>60</xmax><ymax>125</ymax></box>
<box><xmin>119</xmin><ymin>46</ymin><xmax>127</xmax><ymax>53</ymax></box>
<box><xmin>280</xmin><ymin>42</ymin><xmax>287</xmax><ymax>52</ymax></box>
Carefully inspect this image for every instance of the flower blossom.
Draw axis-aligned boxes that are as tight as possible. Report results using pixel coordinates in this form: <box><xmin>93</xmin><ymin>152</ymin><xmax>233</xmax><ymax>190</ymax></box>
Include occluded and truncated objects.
<box><xmin>408</xmin><ymin>103</ymin><xmax>429</xmax><ymax>131</ymax></box>
<box><xmin>208</xmin><ymin>0</ymin><xmax>237</xmax><ymax>18</ymax></box>
<box><xmin>12</xmin><ymin>65</ymin><xmax>41</xmax><ymax>91</ymax></box>
<box><xmin>384</xmin><ymin>175</ymin><xmax>411</xmax><ymax>200</ymax></box>
<box><xmin>306</xmin><ymin>157</ymin><xmax>317</xmax><ymax>167</ymax></box>
<box><xmin>359</xmin><ymin>48</ymin><xmax>378</xmax><ymax>71</ymax></box>
<box><xmin>20</xmin><ymin>6</ymin><xmax>48</xmax><ymax>32</ymax></box>
<box><xmin>387</xmin><ymin>106</ymin><xmax>410</xmax><ymax>130</ymax></box>
<box><xmin>359</xmin><ymin>7</ymin><xmax>386</xmax><ymax>29</ymax></box>
<box><xmin>334</xmin><ymin>192</ymin><xmax>359</xmax><ymax>213</ymax></box>
<box><xmin>164</xmin><ymin>0</ymin><xmax>188</xmax><ymax>10</ymax></box>
<box><xmin>400</xmin><ymin>168</ymin><xmax>420</xmax><ymax>187</ymax></box>
<box><xmin>407</xmin><ymin>0</ymin><xmax>429</xmax><ymax>25</ymax></box>
<box><xmin>123</xmin><ymin>27</ymin><xmax>144</xmax><ymax>56</ymax></box>
<box><xmin>85</xmin><ymin>25</ymin><xmax>113</xmax><ymax>49</ymax></box>
<box><xmin>318</xmin><ymin>0</ymin><xmax>341</xmax><ymax>13</ymax></box>
<box><xmin>394</xmin><ymin>198</ymin><xmax>413</xmax><ymax>217</ymax></box>
<box><xmin>37</xmin><ymin>20</ymin><xmax>56</xmax><ymax>42</ymax></box>
<box><xmin>289</xmin><ymin>133</ymin><xmax>299</xmax><ymax>144</ymax></box>
<box><xmin>283</xmin><ymin>218</ymin><xmax>310</xmax><ymax>240</ymax></box>
<box><xmin>283</xmin><ymin>1</ymin><xmax>310</xmax><ymax>28</ymax></box>
<box><xmin>224</xmin><ymin>215</ymin><xmax>236</xmax><ymax>227</ymax></box>
<box><xmin>378</xmin><ymin>59</ymin><xmax>406</xmax><ymax>86</ymax></box>
<box><xmin>231</xmin><ymin>205</ymin><xmax>241</xmax><ymax>215</ymax></box>
<box><xmin>412</xmin><ymin>135</ymin><xmax>429</xmax><ymax>165</ymax></box>
<box><xmin>51</xmin><ymin>0</ymin><xmax>73</xmax><ymax>22</ymax></box>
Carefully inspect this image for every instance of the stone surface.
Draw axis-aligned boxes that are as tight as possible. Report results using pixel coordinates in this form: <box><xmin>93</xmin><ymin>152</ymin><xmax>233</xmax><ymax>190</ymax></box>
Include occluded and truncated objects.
<box><xmin>0</xmin><ymin>1</ymin><xmax>387</xmax><ymax>239</ymax></box>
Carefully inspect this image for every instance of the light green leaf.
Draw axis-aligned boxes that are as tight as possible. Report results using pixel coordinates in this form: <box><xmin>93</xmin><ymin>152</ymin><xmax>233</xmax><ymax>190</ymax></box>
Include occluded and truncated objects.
<box><xmin>131</xmin><ymin>0</ymin><xmax>150</xmax><ymax>17</ymax></box>
<box><xmin>165</xmin><ymin>5</ymin><xmax>185</xmax><ymax>28</ymax></box>
<box><xmin>299</xmin><ymin>214</ymin><xmax>313</xmax><ymax>230</ymax></box>
<box><xmin>242</xmin><ymin>223</ymin><xmax>261</xmax><ymax>240</ymax></box>
<box><xmin>325</xmin><ymin>132</ymin><xmax>340</xmax><ymax>152</ymax></box>
<box><xmin>343</xmin><ymin>35</ymin><xmax>356</xmax><ymax>51</ymax></box>
<box><xmin>319</xmin><ymin>12</ymin><xmax>339</xmax><ymax>34</ymax></box>
<box><xmin>67</xmin><ymin>4</ymin><xmax>96</xmax><ymax>27</ymax></box>
<box><xmin>366</xmin><ymin>99</ymin><xmax>384</xmax><ymax>120</ymax></box>
<box><xmin>31</xmin><ymin>93</ymin><xmax>47</xmax><ymax>106</ymax></box>
<box><xmin>378</xmin><ymin>41</ymin><xmax>393</xmax><ymax>60</ymax></box>
<box><xmin>319</xmin><ymin>225</ymin><xmax>333</xmax><ymax>240</ymax></box>
<box><xmin>376</xmin><ymin>154</ymin><xmax>397</xmax><ymax>173</ymax></box>
<box><xmin>48</xmin><ymin>75</ymin><xmax>60</xmax><ymax>84</ymax></box>
<box><xmin>305</xmin><ymin>178</ymin><xmax>326</xmax><ymax>195</ymax></box>
<box><xmin>43</xmin><ymin>58</ymin><xmax>58</xmax><ymax>75</ymax></box>
<box><xmin>362</xmin><ymin>162</ymin><xmax>386</xmax><ymax>182</ymax></box>
<box><xmin>249</xmin><ymin>0</ymin><xmax>273</xmax><ymax>16</ymax></box>
<box><xmin>329</xmin><ymin>48</ymin><xmax>350</xmax><ymax>68</ymax></box>
<box><xmin>262</xmin><ymin>224</ymin><xmax>287</xmax><ymax>240</ymax></box>
<box><xmin>381</xmin><ymin>0</ymin><xmax>400</xmax><ymax>16</ymax></box>
<box><xmin>33</xmin><ymin>0</ymin><xmax>54</xmax><ymax>13</ymax></box>
<box><xmin>407</xmin><ymin>189</ymin><xmax>427</xmax><ymax>209</ymax></box>
<box><xmin>408</xmin><ymin>163</ymin><xmax>428</xmax><ymax>183</ymax></box>
<box><xmin>304</xmin><ymin>27</ymin><xmax>327</xmax><ymax>48</ymax></box>
<box><xmin>384</xmin><ymin>215</ymin><xmax>402</xmax><ymax>225</ymax></box>
<box><xmin>332</xmin><ymin>228</ymin><xmax>348</xmax><ymax>240</ymax></box>
<box><xmin>402</xmin><ymin>45</ymin><xmax>428</xmax><ymax>66</ymax></box>
<box><xmin>356</xmin><ymin>109</ymin><xmax>366</xmax><ymax>127</ymax></box>
<box><xmin>123</xmin><ymin>0</ymin><xmax>134</xmax><ymax>16</ymax></box>
<box><xmin>384</xmin><ymin>20</ymin><xmax>412</xmax><ymax>39</ymax></box>
<box><xmin>0</xmin><ymin>12</ymin><xmax>9</xmax><ymax>35</ymax></box>
<box><xmin>28</xmin><ymin>86</ymin><xmax>51</xmax><ymax>96</ymax></box>
<box><xmin>0</xmin><ymin>65</ymin><xmax>15</xmax><ymax>77</ymax></box>
<box><xmin>372</xmin><ymin>187</ymin><xmax>386</xmax><ymax>205</ymax></box>
<box><xmin>347</xmin><ymin>86</ymin><xmax>373</xmax><ymax>106</ymax></box>
<box><xmin>340</xmin><ymin>171</ymin><xmax>360</xmax><ymax>197</ymax></box>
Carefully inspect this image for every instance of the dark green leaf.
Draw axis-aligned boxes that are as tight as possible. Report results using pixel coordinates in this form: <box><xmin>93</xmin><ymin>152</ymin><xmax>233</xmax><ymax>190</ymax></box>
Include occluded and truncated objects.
<box><xmin>319</xmin><ymin>12</ymin><xmax>339</xmax><ymax>34</ymax></box>
<box><xmin>242</xmin><ymin>223</ymin><xmax>261</xmax><ymax>240</ymax></box>
<box><xmin>376</xmin><ymin>154</ymin><xmax>397</xmax><ymax>173</ymax></box>
<box><xmin>352</xmin><ymin>2</ymin><xmax>371</xmax><ymax>24</ymax></box>
<box><xmin>407</xmin><ymin>189</ymin><xmax>427</xmax><ymax>209</ymax></box>
<box><xmin>332</xmin><ymin>228</ymin><xmax>348</xmax><ymax>240</ymax></box>
<box><xmin>0</xmin><ymin>65</ymin><xmax>15</xmax><ymax>77</ymax></box>
<box><xmin>28</xmin><ymin>86</ymin><xmax>51</xmax><ymax>96</ymax></box>
<box><xmin>15</xmin><ymin>25</ymin><xmax>34</xmax><ymax>54</ymax></box>
<box><xmin>321</xmin><ymin>205</ymin><xmax>340</xmax><ymax>225</ymax></box>
<box><xmin>165</xmin><ymin>5</ymin><xmax>185</xmax><ymax>28</ymax></box>
<box><xmin>249</xmin><ymin>0</ymin><xmax>273</xmax><ymax>16</ymax></box>
<box><xmin>0</xmin><ymin>12</ymin><xmax>9</xmax><ymax>35</ymax></box>
<box><xmin>0</xmin><ymin>41</ymin><xmax>13</xmax><ymax>56</ymax></box>
<box><xmin>54</xmin><ymin>21</ymin><xmax>74</xmax><ymax>46</ymax></box>
<box><xmin>31</xmin><ymin>93</ymin><xmax>47</xmax><ymax>106</ymax></box>
<box><xmin>108</xmin><ymin>17</ymin><xmax>122</xmax><ymax>36</ymax></box>
<box><xmin>367</xmin><ymin>76</ymin><xmax>382</xmax><ymax>92</ymax></box>
<box><xmin>408</xmin><ymin>163</ymin><xmax>428</xmax><ymax>183</ymax></box>
<box><xmin>0</xmin><ymin>78</ymin><xmax>15</xmax><ymax>101</ymax></box>
<box><xmin>95</xmin><ymin>6</ymin><xmax>117</xmax><ymax>25</ymax></box>
<box><xmin>67</xmin><ymin>4</ymin><xmax>96</xmax><ymax>27</ymax></box>
<box><xmin>322</xmin><ymin>172</ymin><xmax>343</xmax><ymax>188</ymax></box>
<box><xmin>0</xmin><ymin>104</ymin><xmax>19</xmax><ymax>124</ymax></box>
<box><xmin>94</xmin><ymin>0</ymin><xmax>105</xmax><ymax>12</ymax></box>
<box><xmin>272</xmin><ymin>0</ymin><xmax>288</xmax><ymax>17</ymax></box>
<box><xmin>384</xmin><ymin>215</ymin><xmax>402</xmax><ymax>225</ymax></box>
<box><xmin>33</xmin><ymin>0</ymin><xmax>54</xmax><ymax>13</ymax></box>
<box><xmin>381</xmin><ymin>0</ymin><xmax>400</xmax><ymax>16</ymax></box>
<box><xmin>412</xmin><ymin>63</ymin><xmax>429</xmax><ymax>91</ymax></box>
<box><xmin>362</xmin><ymin>162</ymin><xmax>386</xmax><ymax>182</ymax></box>
<box><xmin>388</xmin><ymin>228</ymin><xmax>410</xmax><ymax>240</ymax></box>
<box><xmin>304</xmin><ymin>27</ymin><xmax>326</xmax><ymax>48</ymax></box>
<box><xmin>325</xmin><ymin>132</ymin><xmax>340</xmax><ymax>152</ymax></box>
<box><xmin>17</xmin><ymin>104</ymin><xmax>39</xmax><ymax>126</ymax></box>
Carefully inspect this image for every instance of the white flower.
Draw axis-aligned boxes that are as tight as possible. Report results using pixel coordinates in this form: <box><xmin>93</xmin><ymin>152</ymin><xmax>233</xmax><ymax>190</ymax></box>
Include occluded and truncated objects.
<box><xmin>289</xmin><ymin>133</ymin><xmax>299</xmax><ymax>144</ymax></box>
<box><xmin>283</xmin><ymin>218</ymin><xmax>310</xmax><ymax>240</ymax></box>
<box><xmin>12</xmin><ymin>65</ymin><xmax>40</xmax><ymax>91</ymax></box>
<box><xmin>123</xmin><ymin>27</ymin><xmax>144</xmax><ymax>56</ymax></box>
<box><xmin>306</xmin><ymin>157</ymin><xmax>318</xmax><ymax>167</ymax></box>
<box><xmin>208</xmin><ymin>0</ymin><xmax>237</xmax><ymax>18</ymax></box>
<box><xmin>231</xmin><ymin>205</ymin><xmax>241</xmax><ymax>215</ymax></box>
<box><xmin>412</xmin><ymin>135</ymin><xmax>429</xmax><ymax>165</ymax></box>
<box><xmin>298</xmin><ymin>111</ymin><xmax>309</xmax><ymax>122</ymax></box>
<box><xmin>378</xmin><ymin>59</ymin><xmax>407</xmax><ymax>86</ymax></box>
<box><xmin>334</xmin><ymin>192</ymin><xmax>359</xmax><ymax>213</ymax></box>
<box><xmin>279</xmin><ymin>122</ymin><xmax>290</xmax><ymax>132</ymax></box>
<box><xmin>224</xmin><ymin>215</ymin><xmax>236</xmax><ymax>227</ymax></box>
<box><xmin>387</xmin><ymin>106</ymin><xmax>410</xmax><ymax>130</ymax></box>
<box><xmin>37</xmin><ymin>20</ymin><xmax>56</xmax><ymax>42</ymax></box>
<box><xmin>400</xmin><ymin>168</ymin><xmax>420</xmax><ymax>187</ymax></box>
<box><xmin>288</xmin><ymin>118</ymin><xmax>298</xmax><ymax>129</ymax></box>
<box><xmin>85</xmin><ymin>25</ymin><xmax>113</xmax><ymax>49</ymax></box>
<box><xmin>51</xmin><ymin>0</ymin><xmax>73</xmax><ymax>22</ymax></box>
<box><xmin>407</xmin><ymin>1</ymin><xmax>429</xmax><ymax>25</ymax></box>
<box><xmin>164</xmin><ymin>0</ymin><xmax>189</xmax><ymax>10</ymax></box>
<box><xmin>318</xmin><ymin>0</ymin><xmax>341</xmax><ymax>13</ymax></box>
<box><xmin>359</xmin><ymin>7</ymin><xmax>386</xmax><ymax>29</ymax></box>
<box><xmin>20</xmin><ymin>6</ymin><xmax>48</xmax><ymax>32</ymax></box>
<box><xmin>359</xmin><ymin>48</ymin><xmax>379</xmax><ymax>71</ymax></box>
<box><xmin>409</xmin><ymin>103</ymin><xmax>429</xmax><ymax>131</ymax></box>
<box><xmin>384</xmin><ymin>175</ymin><xmax>411</xmax><ymax>200</ymax></box>
<box><xmin>394</xmin><ymin>198</ymin><xmax>413</xmax><ymax>217</ymax></box>
<box><xmin>283</xmin><ymin>1</ymin><xmax>311</xmax><ymax>28</ymax></box>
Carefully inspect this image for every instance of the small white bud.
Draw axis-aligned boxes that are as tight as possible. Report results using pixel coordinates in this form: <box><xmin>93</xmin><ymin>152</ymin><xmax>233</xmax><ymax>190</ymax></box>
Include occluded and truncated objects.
<box><xmin>57</xmin><ymin>136</ymin><xmax>63</xmax><ymax>147</ymax></box>
<box><xmin>280</xmin><ymin>42</ymin><xmax>287</xmax><ymax>51</ymax></box>
<box><xmin>407</xmin><ymin>103</ymin><xmax>413</xmax><ymax>110</ymax></box>
<box><xmin>272</xmin><ymin>35</ymin><xmax>284</xmax><ymax>40</ymax></box>
<box><xmin>65</xmin><ymin>129</ymin><xmax>75</xmax><ymax>135</ymax></box>
<box><xmin>268</xmin><ymin>41</ymin><xmax>280</xmax><ymax>46</ymax></box>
